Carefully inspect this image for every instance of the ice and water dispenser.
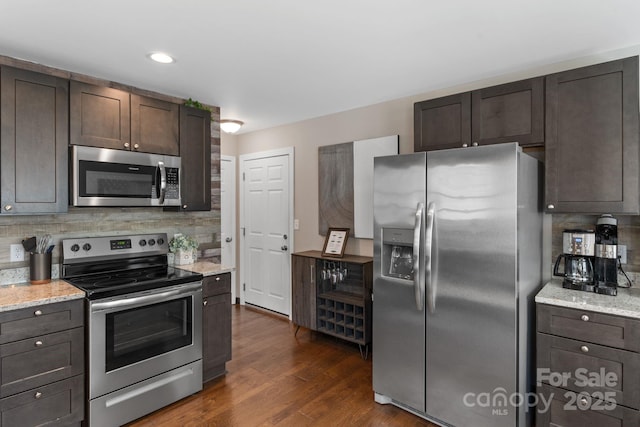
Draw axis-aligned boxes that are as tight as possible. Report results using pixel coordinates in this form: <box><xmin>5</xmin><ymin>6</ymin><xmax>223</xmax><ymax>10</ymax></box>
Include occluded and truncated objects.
<box><xmin>381</xmin><ymin>228</ymin><xmax>415</xmax><ymax>280</ymax></box>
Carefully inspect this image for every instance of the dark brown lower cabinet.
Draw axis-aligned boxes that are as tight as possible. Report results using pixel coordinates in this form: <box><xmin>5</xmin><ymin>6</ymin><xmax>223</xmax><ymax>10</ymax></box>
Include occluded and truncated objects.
<box><xmin>0</xmin><ymin>299</ymin><xmax>85</xmax><ymax>426</ymax></box>
<box><xmin>537</xmin><ymin>303</ymin><xmax>640</xmax><ymax>426</ymax></box>
<box><xmin>202</xmin><ymin>273</ymin><xmax>232</xmax><ymax>382</ymax></box>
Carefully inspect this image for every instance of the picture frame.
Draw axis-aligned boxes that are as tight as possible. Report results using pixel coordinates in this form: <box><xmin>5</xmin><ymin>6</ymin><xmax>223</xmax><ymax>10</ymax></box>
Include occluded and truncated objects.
<box><xmin>321</xmin><ymin>227</ymin><xmax>350</xmax><ymax>258</ymax></box>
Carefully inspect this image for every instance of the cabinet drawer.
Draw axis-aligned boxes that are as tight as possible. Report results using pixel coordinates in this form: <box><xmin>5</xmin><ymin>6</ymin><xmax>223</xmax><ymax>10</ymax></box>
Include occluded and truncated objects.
<box><xmin>0</xmin><ymin>300</ymin><xmax>83</xmax><ymax>345</ymax></box>
<box><xmin>537</xmin><ymin>332</ymin><xmax>640</xmax><ymax>409</ymax></box>
<box><xmin>0</xmin><ymin>327</ymin><xmax>84</xmax><ymax>397</ymax></box>
<box><xmin>537</xmin><ymin>304</ymin><xmax>640</xmax><ymax>352</ymax></box>
<box><xmin>0</xmin><ymin>374</ymin><xmax>84</xmax><ymax>427</ymax></box>
<box><xmin>537</xmin><ymin>384</ymin><xmax>640</xmax><ymax>427</ymax></box>
<box><xmin>203</xmin><ymin>273</ymin><xmax>231</xmax><ymax>298</ymax></box>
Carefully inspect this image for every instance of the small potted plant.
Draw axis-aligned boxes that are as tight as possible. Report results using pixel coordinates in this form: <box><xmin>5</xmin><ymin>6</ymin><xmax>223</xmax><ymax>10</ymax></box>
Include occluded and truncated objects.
<box><xmin>169</xmin><ymin>234</ymin><xmax>199</xmax><ymax>265</ymax></box>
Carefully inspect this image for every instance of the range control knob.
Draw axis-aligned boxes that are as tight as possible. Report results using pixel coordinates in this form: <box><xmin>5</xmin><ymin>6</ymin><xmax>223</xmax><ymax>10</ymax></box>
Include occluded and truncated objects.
<box><xmin>139</xmin><ymin>239</ymin><xmax>147</xmax><ymax>247</ymax></box>
<box><xmin>71</xmin><ymin>244</ymin><xmax>80</xmax><ymax>252</ymax></box>
<box><xmin>157</xmin><ymin>238</ymin><xmax>165</xmax><ymax>245</ymax></box>
<box><xmin>148</xmin><ymin>239</ymin><xmax>156</xmax><ymax>246</ymax></box>
<box><xmin>82</xmin><ymin>243</ymin><xmax>92</xmax><ymax>251</ymax></box>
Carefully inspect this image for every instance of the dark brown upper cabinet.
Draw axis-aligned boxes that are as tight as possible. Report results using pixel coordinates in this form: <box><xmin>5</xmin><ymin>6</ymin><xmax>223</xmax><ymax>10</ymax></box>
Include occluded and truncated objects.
<box><xmin>177</xmin><ymin>105</ymin><xmax>211</xmax><ymax>211</ymax></box>
<box><xmin>471</xmin><ymin>77</ymin><xmax>544</xmax><ymax>146</ymax></box>
<box><xmin>0</xmin><ymin>67</ymin><xmax>69</xmax><ymax>214</ymax></box>
<box><xmin>414</xmin><ymin>78</ymin><xmax>544</xmax><ymax>152</ymax></box>
<box><xmin>70</xmin><ymin>81</ymin><xmax>131</xmax><ymax>150</ymax></box>
<box><xmin>131</xmin><ymin>94</ymin><xmax>179</xmax><ymax>155</ymax></box>
<box><xmin>545</xmin><ymin>56</ymin><xmax>639</xmax><ymax>214</ymax></box>
<box><xmin>414</xmin><ymin>93</ymin><xmax>471</xmax><ymax>152</ymax></box>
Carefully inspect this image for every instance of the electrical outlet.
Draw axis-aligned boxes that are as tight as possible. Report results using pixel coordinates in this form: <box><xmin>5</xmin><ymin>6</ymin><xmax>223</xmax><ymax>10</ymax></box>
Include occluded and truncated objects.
<box><xmin>618</xmin><ymin>244</ymin><xmax>627</xmax><ymax>264</ymax></box>
<box><xmin>10</xmin><ymin>244</ymin><xmax>24</xmax><ymax>262</ymax></box>
<box><xmin>294</xmin><ymin>219</ymin><xmax>300</xmax><ymax>230</ymax></box>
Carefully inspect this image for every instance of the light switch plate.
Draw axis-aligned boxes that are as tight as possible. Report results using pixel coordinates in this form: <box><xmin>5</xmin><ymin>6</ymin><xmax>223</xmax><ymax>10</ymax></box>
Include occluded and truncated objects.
<box><xmin>294</xmin><ymin>219</ymin><xmax>299</xmax><ymax>230</ymax></box>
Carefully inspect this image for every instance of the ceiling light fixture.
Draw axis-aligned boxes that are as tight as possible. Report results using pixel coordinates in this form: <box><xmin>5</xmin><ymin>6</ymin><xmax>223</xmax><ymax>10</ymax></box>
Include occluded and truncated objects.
<box><xmin>220</xmin><ymin>119</ymin><xmax>244</xmax><ymax>134</ymax></box>
<box><xmin>148</xmin><ymin>52</ymin><xmax>175</xmax><ymax>64</ymax></box>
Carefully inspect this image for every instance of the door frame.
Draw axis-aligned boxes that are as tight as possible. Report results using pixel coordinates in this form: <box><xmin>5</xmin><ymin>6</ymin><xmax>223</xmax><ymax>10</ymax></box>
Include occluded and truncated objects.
<box><xmin>239</xmin><ymin>147</ymin><xmax>295</xmax><ymax>318</ymax></box>
<box><xmin>220</xmin><ymin>155</ymin><xmax>237</xmax><ymax>304</ymax></box>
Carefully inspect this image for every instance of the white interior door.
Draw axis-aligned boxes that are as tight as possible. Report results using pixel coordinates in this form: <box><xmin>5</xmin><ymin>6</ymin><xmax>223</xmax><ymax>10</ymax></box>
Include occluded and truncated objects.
<box><xmin>220</xmin><ymin>155</ymin><xmax>236</xmax><ymax>304</ymax></box>
<box><xmin>240</xmin><ymin>148</ymin><xmax>294</xmax><ymax>316</ymax></box>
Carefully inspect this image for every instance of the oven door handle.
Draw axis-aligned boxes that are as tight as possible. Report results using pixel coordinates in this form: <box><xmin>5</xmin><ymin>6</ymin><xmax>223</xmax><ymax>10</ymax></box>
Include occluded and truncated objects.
<box><xmin>91</xmin><ymin>282</ymin><xmax>202</xmax><ymax>312</ymax></box>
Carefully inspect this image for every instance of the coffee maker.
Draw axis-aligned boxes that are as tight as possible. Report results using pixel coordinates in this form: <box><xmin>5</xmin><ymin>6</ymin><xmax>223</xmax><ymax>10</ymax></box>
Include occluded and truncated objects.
<box><xmin>594</xmin><ymin>214</ymin><xmax>618</xmax><ymax>296</ymax></box>
<box><xmin>553</xmin><ymin>229</ymin><xmax>596</xmax><ymax>291</ymax></box>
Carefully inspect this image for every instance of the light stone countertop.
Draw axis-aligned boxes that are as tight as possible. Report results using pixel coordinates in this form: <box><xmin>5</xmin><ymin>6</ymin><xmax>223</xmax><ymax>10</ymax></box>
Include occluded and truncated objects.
<box><xmin>175</xmin><ymin>261</ymin><xmax>234</xmax><ymax>277</ymax></box>
<box><xmin>535</xmin><ymin>278</ymin><xmax>640</xmax><ymax>319</ymax></box>
<box><xmin>0</xmin><ymin>280</ymin><xmax>84</xmax><ymax>312</ymax></box>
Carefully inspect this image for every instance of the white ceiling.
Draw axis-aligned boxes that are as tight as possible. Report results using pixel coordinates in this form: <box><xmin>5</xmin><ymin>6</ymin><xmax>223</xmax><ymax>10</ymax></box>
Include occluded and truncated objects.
<box><xmin>1</xmin><ymin>0</ymin><xmax>640</xmax><ymax>134</ymax></box>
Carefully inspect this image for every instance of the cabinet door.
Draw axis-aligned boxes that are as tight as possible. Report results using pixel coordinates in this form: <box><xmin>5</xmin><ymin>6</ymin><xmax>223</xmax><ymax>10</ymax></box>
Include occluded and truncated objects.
<box><xmin>545</xmin><ymin>56</ymin><xmax>640</xmax><ymax>213</ymax></box>
<box><xmin>0</xmin><ymin>328</ymin><xmax>84</xmax><ymax>397</ymax></box>
<box><xmin>178</xmin><ymin>105</ymin><xmax>211</xmax><ymax>211</ymax></box>
<box><xmin>0</xmin><ymin>67</ymin><xmax>68</xmax><ymax>214</ymax></box>
<box><xmin>291</xmin><ymin>255</ymin><xmax>316</xmax><ymax>330</ymax></box>
<box><xmin>131</xmin><ymin>94</ymin><xmax>179</xmax><ymax>155</ymax></box>
<box><xmin>471</xmin><ymin>77</ymin><xmax>544</xmax><ymax>147</ymax></box>
<box><xmin>202</xmin><ymin>293</ymin><xmax>231</xmax><ymax>382</ymax></box>
<box><xmin>0</xmin><ymin>375</ymin><xmax>84</xmax><ymax>427</ymax></box>
<box><xmin>414</xmin><ymin>93</ymin><xmax>471</xmax><ymax>152</ymax></box>
<box><xmin>70</xmin><ymin>81</ymin><xmax>131</xmax><ymax>150</ymax></box>
<box><xmin>537</xmin><ymin>384</ymin><xmax>640</xmax><ymax>427</ymax></box>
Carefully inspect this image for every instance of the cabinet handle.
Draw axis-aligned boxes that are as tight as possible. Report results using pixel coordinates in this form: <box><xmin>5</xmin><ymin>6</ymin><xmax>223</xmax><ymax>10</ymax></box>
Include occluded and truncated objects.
<box><xmin>34</xmin><ymin>310</ymin><xmax>43</xmax><ymax>316</ymax></box>
<box><xmin>310</xmin><ymin>264</ymin><xmax>314</xmax><ymax>284</ymax></box>
<box><xmin>35</xmin><ymin>340</ymin><xmax>43</xmax><ymax>347</ymax></box>
<box><xmin>472</xmin><ymin>142</ymin><xmax>479</xmax><ymax>147</ymax></box>
<box><xmin>133</xmin><ymin>143</ymin><xmax>140</xmax><ymax>150</ymax></box>
<box><xmin>216</xmin><ymin>277</ymin><xmax>221</xmax><ymax>281</ymax></box>
<box><xmin>182</xmin><ymin>204</ymin><xmax>188</xmax><ymax>209</ymax></box>
<box><xmin>547</xmin><ymin>204</ymin><xmax>555</xmax><ymax>210</ymax></box>
<box><xmin>34</xmin><ymin>391</ymin><xmax>42</xmax><ymax>399</ymax></box>
<box><xmin>581</xmin><ymin>314</ymin><xmax>590</xmax><ymax>322</ymax></box>
<box><xmin>3</xmin><ymin>204</ymin><xmax>12</xmax><ymax>212</ymax></box>
<box><xmin>203</xmin><ymin>300</ymin><xmax>208</xmax><ymax>306</ymax></box>
<box><xmin>581</xmin><ymin>345</ymin><xmax>589</xmax><ymax>353</ymax></box>
<box><xmin>580</xmin><ymin>396</ymin><xmax>589</xmax><ymax>405</ymax></box>
<box><xmin>124</xmin><ymin>142</ymin><xmax>130</xmax><ymax>149</ymax></box>
<box><xmin>462</xmin><ymin>143</ymin><xmax>468</xmax><ymax>148</ymax></box>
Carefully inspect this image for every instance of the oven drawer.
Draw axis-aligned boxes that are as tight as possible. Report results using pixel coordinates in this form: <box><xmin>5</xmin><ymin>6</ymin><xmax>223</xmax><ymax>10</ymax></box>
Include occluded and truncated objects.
<box><xmin>0</xmin><ymin>374</ymin><xmax>84</xmax><ymax>427</ymax></box>
<box><xmin>537</xmin><ymin>332</ymin><xmax>640</xmax><ymax>409</ymax></box>
<box><xmin>0</xmin><ymin>300</ymin><xmax>84</xmax><ymax>345</ymax></box>
<box><xmin>537</xmin><ymin>304</ymin><xmax>640</xmax><ymax>352</ymax></box>
<box><xmin>0</xmin><ymin>327</ymin><xmax>84</xmax><ymax>397</ymax></box>
<box><xmin>203</xmin><ymin>273</ymin><xmax>231</xmax><ymax>297</ymax></box>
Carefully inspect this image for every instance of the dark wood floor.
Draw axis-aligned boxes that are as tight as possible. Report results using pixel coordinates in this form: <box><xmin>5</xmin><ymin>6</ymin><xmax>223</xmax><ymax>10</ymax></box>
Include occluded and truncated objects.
<box><xmin>127</xmin><ymin>305</ymin><xmax>436</xmax><ymax>426</ymax></box>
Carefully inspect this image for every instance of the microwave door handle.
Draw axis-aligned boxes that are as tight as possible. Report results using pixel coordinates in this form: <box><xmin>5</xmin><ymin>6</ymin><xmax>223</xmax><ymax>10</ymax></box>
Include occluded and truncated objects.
<box><xmin>157</xmin><ymin>161</ymin><xmax>167</xmax><ymax>204</ymax></box>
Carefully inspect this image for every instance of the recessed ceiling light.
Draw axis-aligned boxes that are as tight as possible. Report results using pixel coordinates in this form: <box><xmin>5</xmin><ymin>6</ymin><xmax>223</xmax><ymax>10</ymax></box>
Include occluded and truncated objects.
<box><xmin>148</xmin><ymin>52</ymin><xmax>175</xmax><ymax>64</ymax></box>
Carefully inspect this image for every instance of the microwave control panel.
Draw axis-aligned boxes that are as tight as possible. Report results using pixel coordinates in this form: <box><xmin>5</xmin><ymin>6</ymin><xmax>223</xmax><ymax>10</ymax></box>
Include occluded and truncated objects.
<box><xmin>165</xmin><ymin>167</ymin><xmax>180</xmax><ymax>200</ymax></box>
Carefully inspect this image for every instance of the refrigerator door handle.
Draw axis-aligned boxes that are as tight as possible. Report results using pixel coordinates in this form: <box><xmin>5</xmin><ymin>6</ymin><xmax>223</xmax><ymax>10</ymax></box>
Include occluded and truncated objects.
<box><xmin>413</xmin><ymin>202</ymin><xmax>425</xmax><ymax>311</ymax></box>
<box><xmin>425</xmin><ymin>202</ymin><xmax>436</xmax><ymax>313</ymax></box>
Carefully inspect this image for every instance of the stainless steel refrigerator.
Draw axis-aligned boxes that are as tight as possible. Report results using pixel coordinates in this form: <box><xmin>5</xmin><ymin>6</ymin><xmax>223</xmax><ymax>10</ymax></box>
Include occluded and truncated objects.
<box><xmin>372</xmin><ymin>143</ymin><xmax>543</xmax><ymax>427</ymax></box>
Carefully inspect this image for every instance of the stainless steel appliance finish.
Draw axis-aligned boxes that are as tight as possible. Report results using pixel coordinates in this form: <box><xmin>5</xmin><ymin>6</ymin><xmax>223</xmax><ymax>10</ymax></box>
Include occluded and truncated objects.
<box><xmin>71</xmin><ymin>145</ymin><xmax>181</xmax><ymax>207</ymax></box>
<box><xmin>373</xmin><ymin>143</ymin><xmax>543</xmax><ymax>427</ymax></box>
<box><xmin>594</xmin><ymin>214</ymin><xmax>619</xmax><ymax>295</ymax></box>
<box><xmin>61</xmin><ymin>233</ymin><xmax>203</xmax><ymax>427</ymax></box>
<box><xmin>561</xmin><ymin>229</ymin><xmax>596</xmax><ymax>256</ymax></box>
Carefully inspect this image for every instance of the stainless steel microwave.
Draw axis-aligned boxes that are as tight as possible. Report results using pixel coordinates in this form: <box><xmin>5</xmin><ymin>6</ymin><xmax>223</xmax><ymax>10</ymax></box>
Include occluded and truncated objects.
<box><xmin>71</xmin><ymin>145</ymin><xmax>181</xmax><ymax>207</ymax></box>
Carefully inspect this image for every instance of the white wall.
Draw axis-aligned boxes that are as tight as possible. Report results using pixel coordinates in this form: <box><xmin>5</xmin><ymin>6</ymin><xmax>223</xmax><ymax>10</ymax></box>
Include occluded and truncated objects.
<box><xmin>224</xmin><ymin>44</ymin><xmax>640</xmax><ymax>258</ymax></box>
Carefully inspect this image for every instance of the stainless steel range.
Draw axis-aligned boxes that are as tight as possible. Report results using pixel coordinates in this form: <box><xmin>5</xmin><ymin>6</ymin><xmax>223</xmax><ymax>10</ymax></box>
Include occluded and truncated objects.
<box><xmin>61</xmin><ymin>233</ymin><xmax>203</xmax><ymax>427</ymax></box>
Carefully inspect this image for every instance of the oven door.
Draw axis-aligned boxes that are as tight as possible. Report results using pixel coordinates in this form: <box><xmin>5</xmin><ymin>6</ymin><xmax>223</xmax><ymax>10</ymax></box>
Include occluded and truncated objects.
<box><xmin>71</xmin><ymin>145</ymin><xmax>181</xmax><ymax>207</ymax></box>
<box><xmin>88</xmin><ymin>281</ymin><xmax>202</xmax><ymax>399</ymax></box>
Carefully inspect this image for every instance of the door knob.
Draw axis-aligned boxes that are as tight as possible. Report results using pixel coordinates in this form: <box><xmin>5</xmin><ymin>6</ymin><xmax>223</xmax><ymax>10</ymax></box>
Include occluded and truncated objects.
<box><xmin>281</xmin><ymin>245</ymin><xmax>288</xmax><ymax>251</ymax></box>
<box><xmin>225</xmin><ymin>237</ymin><xmax>233</xmax><ymax>242</ymax></box>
